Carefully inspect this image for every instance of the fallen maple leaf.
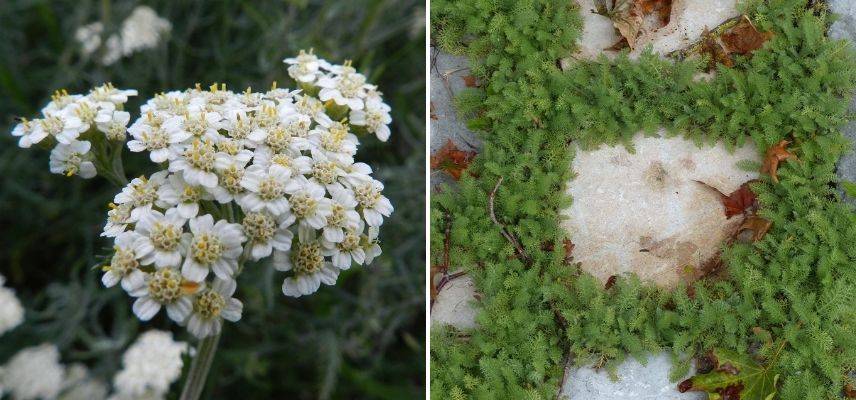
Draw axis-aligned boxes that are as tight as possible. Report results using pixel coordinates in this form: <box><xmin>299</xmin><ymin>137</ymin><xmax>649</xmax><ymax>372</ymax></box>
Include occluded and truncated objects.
<box><xmin>461</xmin><ymin>74</ymin><xmax>478</xmax><ymax>88</ymax></box>
<box><xmin>738</xmin><ymin>216</ymin><xmax>772</xmax><ymax>242</ymax></box>
<box><xmin>721</xmin><ymin>16</ymin><xmax>774</xmax><ymax>55</ymax></box>
<box><xmin>430</xmin><ymin>139</ymin><xmax>476</xmax><ymax>180</ymax></box>
<box><xmin>430</xmin><ymin>101</ymin><xmax>438</xmax><ymax>120</ymax></box>
<box><xmin>693</xmin><ymin>180</ymin><xmax>757</xmax><ymax>218</ymax></box>
<box><xmin>760</xmin><ymin>140</ymin><xmax>797</xmax><ymax>183</ymax></box>
<box><xmin>678</xmin><ymin>348</ymin><xmax>780</xmax><ymax>400</ymax></box>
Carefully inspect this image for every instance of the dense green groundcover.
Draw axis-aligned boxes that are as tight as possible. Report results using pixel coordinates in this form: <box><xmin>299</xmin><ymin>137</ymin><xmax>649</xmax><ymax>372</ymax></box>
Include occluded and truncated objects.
<box><xmin>430</xmin><ymin>0</ymin><xmax>856</xmax><ymax>398</ymax></box>
<box><xmin>0</xmin><ymin>1</ymin><xmax>424</xmax><ymax>398</ymax></box>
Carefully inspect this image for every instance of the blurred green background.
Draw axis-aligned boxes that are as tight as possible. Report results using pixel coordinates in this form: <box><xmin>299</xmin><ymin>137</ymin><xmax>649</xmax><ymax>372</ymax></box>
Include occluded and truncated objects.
<box><xmin>0</xmin><ymin>0</ymin><xmax>425</xmax><ymax>398</ymax></box>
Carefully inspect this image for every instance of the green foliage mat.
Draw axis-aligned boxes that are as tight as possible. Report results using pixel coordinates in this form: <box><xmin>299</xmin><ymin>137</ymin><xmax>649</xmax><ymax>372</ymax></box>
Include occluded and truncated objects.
<box><xmin>430</xmin><ymin>0</ymin><xmax>856</xmax><ymax>398</ymax></box>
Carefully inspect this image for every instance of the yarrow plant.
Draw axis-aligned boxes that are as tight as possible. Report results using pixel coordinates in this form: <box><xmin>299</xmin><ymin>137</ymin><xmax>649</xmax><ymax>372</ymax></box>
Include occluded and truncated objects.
<box><xmin>9</xmin><ymin>51</ymin><xmax>393</xmax><ymax>399</ymax></box>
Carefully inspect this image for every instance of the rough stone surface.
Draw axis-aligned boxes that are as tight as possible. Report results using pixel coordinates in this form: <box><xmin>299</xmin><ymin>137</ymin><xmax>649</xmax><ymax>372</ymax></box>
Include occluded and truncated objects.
<box><xmin>561</xmin><ymin>132</ymin><xmax>759</xmax><ymax>288</ymax></box>
<box><xmin>630</xmin><ymin>0</ymin><xmax>740</xmax><ymax>58</ymax></box>
<box><xmin>430</xmin><ymin>47</ymin><xmax>482</xmax><ymax>189</ymax></box>
<box><xmin>829</xmin><ymin>0</ymin><xmax>856</xmax><ymax>206</ymax></box>
<box><xmin>559</xmin><ymin>352</ymin><xmax>704</xmax><ymax>400</ymax></box>
<box><xmin>570</xmin><ymin>0</ymin><xmax>622</xmax><ymax>61</ymax></box>
<box><xmin>430</xmin><ymin>274</ymin><xmax>478</xmax><ymax>330</ymax></box>
<box><xmin>567</xmin><ymin>0</ymin><xmax>739</xmax><ymax>63</ymax></box>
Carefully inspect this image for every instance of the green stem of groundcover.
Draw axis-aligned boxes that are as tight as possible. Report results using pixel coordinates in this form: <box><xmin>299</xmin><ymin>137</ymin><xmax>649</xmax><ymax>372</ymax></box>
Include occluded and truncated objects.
<box><xmin>179</xmin><ymin>331</ymin><xmax>222</xmax><ymax>400</ymax></box>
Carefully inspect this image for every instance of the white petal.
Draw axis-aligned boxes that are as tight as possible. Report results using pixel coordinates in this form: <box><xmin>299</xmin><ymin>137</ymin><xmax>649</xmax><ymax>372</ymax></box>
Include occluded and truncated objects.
<box><xmin>167</xmin><ymin>297</ymin><xmax>193</xmax><ymax>323</ymax></box>
<box><xmin>132</xmin><ymin>297</ymin><xmax>162</xmax><ymax>321</ymax></box>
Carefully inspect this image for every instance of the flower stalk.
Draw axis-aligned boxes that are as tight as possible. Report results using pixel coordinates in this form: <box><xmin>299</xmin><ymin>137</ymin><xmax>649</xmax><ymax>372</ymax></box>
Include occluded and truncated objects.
<box><xmin>179</xmin><ymin>332</ymin><xmax>221</xmax><ymax>400</ymax></box>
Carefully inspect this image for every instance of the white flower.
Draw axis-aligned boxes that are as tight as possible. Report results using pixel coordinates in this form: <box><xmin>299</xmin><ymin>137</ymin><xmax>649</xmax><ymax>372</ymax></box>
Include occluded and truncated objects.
<box><xmin>102</xmin><ymin>232</ymin><xmax>148</xmax><ymax>294</ymax></box>
<box><xmin>319</xmin><ymin>186</ymin><xmax>360</xmax><ymax>243</ymax></box>
<box><xmin>353</xmin><ymin>179</ymin><xmax>393</xmax><ymax>227</ymax></box>
<box><xmin>308</xmin><ymin>119</ymin><xmax>358</xmax><ymax>163</ymax></box>
<box><xmin>102</xmin><ymin>202</ymin><xmax>135</xmax><ymax>237</ymax></box>
<box><xmin>0</xmin><ymin>275</ymin><xmax>24</xmax><ymax>336</ymax></box>
<box><xmin>11</xmin><ymin>118</ymin><xmax>42</xmax><ymax>149</ymax></box>
<box><xmin>350</xmin><ymin>97</ymin><xmax>392</xmax><ymax>142</ymax></box>
<box><xmin>283</xmin><ymin>176</ymin><xmax>332</xmax><ymax>238</ymax></box>
<box><xmin>162</xmin><ymin>111</ymin><xmax>223</xmax><ymax>143</ymax></box>
<box><xmin>156</xmin><ymin>172</ymin><xmax>213</xmax><ymax>219</ymax></box>
<box><xmin>114</xmin><ymin>171</ymin><xmax>168</xmax><ymax>222</ymax></box>
<box><xmin>251</xmin><ymin>147</ymin><xmax>312</xmax><ymax>177</ymax></box>
<box><xmin>187</xmin><ymin>278</ymin><xmax>242</xmax><ymax>338</ymax></box>
<box><xmin>89</xmin><ymin>83</ymin><xmax>138</xmax><ymax>106</ymax></box>
<box><xmin>127</xmin><ymin>115</ymin><xmax>190</xmax><ymax>163</ymax></box>
<box><xmin>168</xmin><ymin>139</ymin><xmax>219</xmax><ymax>188</ymax></box>
<box><xmin>181</xmin><ymin>214</ymin><xmax>245</xmax><ymax>282</ymax></box>
<box><xmin>238</xmin><ymin>165</ymin><xmax>292</xmax><ymax>215</ymax></box>
<box><xmin>322</xmin><ymin>224</ymin><xmax>365</xmax><ymax>270</ymax></box>
<box><xmin>32</xmin><ymin>112</ymin><xmax>87</xmax><ymax>145</ymax></box>
<box><xmin>241</xmin><ymin>211</ymin><xmax>294</xmax><ymax>261</ymax></box>
<box><xmin>362</xmin><ymin>226</ymin><xmax>382</xmax><ymax>265</ymax></box>
<box><xmin>112</xmin><ymin>330</ymin><xmax>187</xmax><ymax>398</ymax></box>
<box><xmin>118</xmin><ymin>6</ymin><xmax>172</xmax><ymax>56</ymax></box>
<box><xmin>0</xmin><ymin>344</ymin><xmax>65</xmax><ymax>400</ymax></box>
<box><xmin>317</xmin><ymin>63</ymin><xmax>369</xmax><ymax>110</ymax></box>
<box><xmin>95</xmin><ymin>110</ymin><xmax>131</xmax><ymax>141</ymax></box>
<box><xmin>275</xmin><ymin>235</ymin><xmax>339</xmax><ymax>297</ymax></box>
<box><xmin>283</xmin><ymin>49</ymin><xmax>328</xmax><ymax>83</ymax></box>
<box><xmin>133</xmin><ymin>208</ymin><xmax>188</xmax><ymax>268</ymax></box>
<box><xmin>75</xmin><ymin>22</ymin><xmax>103</xmax><ymax>56</ymax></box>
<box><xmin>64</xmin><ymin>97</ymin><xmax>111</xmax><ymax>128</ymax></box>
<box><xmin>131</xmin><ymin>268</ymin><xmax>198</xmax><ymax>322</ymax></box>
<box><xmin>49</xmin><ymin>140</ymin><xmax>97</xmax><ymax>179</ymax></box>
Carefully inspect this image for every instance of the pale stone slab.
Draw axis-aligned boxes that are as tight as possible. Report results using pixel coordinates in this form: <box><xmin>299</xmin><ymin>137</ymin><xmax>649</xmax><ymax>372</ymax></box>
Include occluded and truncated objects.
<box><xmin>630</xmin><ymin>0</ymin><xmax>740</xmax><ymax>58</ymax></box>
<box><xmin>561</xmin><ymin>132</ymin><xmax>759</xmax><ymax>288</ymax></box>
<box><xmin>559</xmin><ymin>352</ymin><xmax>704</xmax><ymax>400</ymax></box>
<box><xmin>430</xmin><ymin>274</ymin><xmax>478</xmax><ymax>330</ymax></box>
<box><xmin>567</xmin><ymin>0</ymin><xmax>740</xmax><ymax>62</ymax></box>
<box><xmin>829</xmin><ymin>0</ymin><xmax>856</xmax><ymax>206</ymax></box>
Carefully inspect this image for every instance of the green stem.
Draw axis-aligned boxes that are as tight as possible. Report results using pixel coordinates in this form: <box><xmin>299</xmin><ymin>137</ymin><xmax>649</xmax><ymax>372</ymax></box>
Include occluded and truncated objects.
<box><xmin>179</xmin><ymin>332</ymin><xmax>221</xmax><ymax>400</ymax></box>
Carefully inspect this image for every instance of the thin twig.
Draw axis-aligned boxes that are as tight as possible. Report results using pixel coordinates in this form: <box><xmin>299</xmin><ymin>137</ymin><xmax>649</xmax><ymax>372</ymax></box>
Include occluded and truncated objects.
<box><xmin>488</xmin><ymin>177</ymin><xmax>530</xmax><ymax>263</ymax></box>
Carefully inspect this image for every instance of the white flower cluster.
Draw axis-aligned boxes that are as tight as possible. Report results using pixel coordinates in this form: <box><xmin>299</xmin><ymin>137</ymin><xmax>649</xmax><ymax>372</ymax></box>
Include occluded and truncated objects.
<box><xmin>0</xmin><ymin>331</ymin><xmax>184</xmax><ymax>400</ymax></box>
<box><xmin>0</xmin><ymin>344</ymin><xmax>65</xmax><ymax>400</ymax></box>
<box><xmin>8</xmin><ymin>51</ymin><xmax>397</xmax><ymax>339</ymax></box>
<box><xmin>76</xmin><ymin>6</ymin><xmax>172</xmax><ymax>66</ymax></box>
<box><xmin>11</xmin><ymin>83</ymin><xmax>137</xmax><ymax>179</ymax></box>
<box><xmin>110</xmin><ymin>330</ymin><xmax>188</xmax><ymax>400</ymax></box>
<box><xmin>0</xmin><ymin>274</ymin><xmax>24</xmax><ymax>337</ymax></box>
<box><xmin>284</xmin><ymin>49</ymin><xmax>392</xmax><ymax>142</ymax></box>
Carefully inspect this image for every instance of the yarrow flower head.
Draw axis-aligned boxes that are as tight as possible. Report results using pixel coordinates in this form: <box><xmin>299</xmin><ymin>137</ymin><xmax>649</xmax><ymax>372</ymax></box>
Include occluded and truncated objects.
<box><xmin>9</xmin><ymin>51</ymin><xmax>393</xmax><ymax>339</ymax></box>
<box><xmin>111</xmin><ymin>330</ymin><xmax>188</xmax><ymax>399</ymax></box>
<box><xmin>0</xmin><ymin>344</ymin><xmax>65</xmax><ymax>400</ymax></box>
<box><xmin>75</xmin><ymin>6</ymin><xmax>171</xmax><ymax>66</ymax></box>
<box><xmin>11</xmin><ymin>84</ymin><xmax>136</xmax><ymax>180</ymax></box>
<box><xmin>0</xmin><ymin>275</ymin><xmax>24</xmax><ymax>337</ymax></box>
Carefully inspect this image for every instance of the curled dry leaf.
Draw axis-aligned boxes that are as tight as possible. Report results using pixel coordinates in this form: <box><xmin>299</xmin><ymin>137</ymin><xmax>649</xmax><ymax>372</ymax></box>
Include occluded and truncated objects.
<box><xmin>739</xmin><ymin>216</ymin><xmax>772</xmax><ymax>242</ymax></box>
<box><xmin>610</xmin><ymin>0</ymin><xmax>673</xmax><ymax>49</ymax></box>
<box><xmin>761</xmin><ymin>140</ymin><xmax>797</xmax><ymax>183</ymax></box>
<box><xmin>430</xmin><ymin>139</ymin><xmax>477</xmax><ymax>180</ymax></box>
<box><xmin>694</xmin><ymin>180</ymin><xmax>758</xmax><ymax>218</ymax></box>
<box><xmin>695</xmin><ymin>15</ymin><xmax>772</xmax><ymax>71</ymax></box>
<box><xmin>721</xmin><ymin>16</ymin><xmax>774</xmax><ymax>55</ymax></box>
